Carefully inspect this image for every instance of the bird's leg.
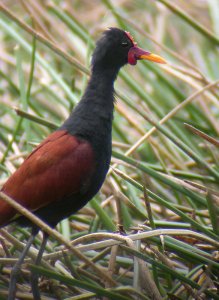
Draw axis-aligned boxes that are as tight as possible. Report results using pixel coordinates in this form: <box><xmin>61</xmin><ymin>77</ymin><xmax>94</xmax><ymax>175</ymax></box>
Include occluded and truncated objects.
<box><xmin>31</xmin><ymin>231</ymin><xmax>49</xmax><ymax>300</ymax></box>
<box><xmin>8</xmin><ymin>233</ymin><xmax>36</xmax><ymax>300</ymax></box>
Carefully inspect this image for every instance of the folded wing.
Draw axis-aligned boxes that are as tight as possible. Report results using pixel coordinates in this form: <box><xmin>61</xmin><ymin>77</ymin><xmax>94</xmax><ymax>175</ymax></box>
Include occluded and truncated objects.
<box><xmin>0</xmin><ymin>130</ymin><xmax>95</xmax><ymax>226</ymax></box>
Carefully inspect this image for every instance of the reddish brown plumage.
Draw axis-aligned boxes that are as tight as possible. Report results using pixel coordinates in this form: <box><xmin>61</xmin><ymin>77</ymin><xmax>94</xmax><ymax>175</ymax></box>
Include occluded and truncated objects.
<box><xmin>0</xmin><ymin>130</ymin><xmax>94</xmax><ymax>226</ymax></box>
<box><xmin>1</xmin><ymin>28</ymin><xmax>168</xmax><ymax>300</ymax></box>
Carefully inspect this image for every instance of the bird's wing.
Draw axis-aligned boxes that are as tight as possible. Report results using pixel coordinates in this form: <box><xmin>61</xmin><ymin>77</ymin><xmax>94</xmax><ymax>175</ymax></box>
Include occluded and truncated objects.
<box><xmin>0</xmin><ymin>130</ymin><xmax>95</xmax><ymax>226</ymax></box>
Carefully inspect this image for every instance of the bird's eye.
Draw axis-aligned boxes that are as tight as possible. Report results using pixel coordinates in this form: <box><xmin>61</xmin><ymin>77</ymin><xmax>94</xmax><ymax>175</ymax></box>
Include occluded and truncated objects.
<box><xmin>121</xmin><ymin>42</ymin><xmax>129</xmax><ymax>47</ymax></box>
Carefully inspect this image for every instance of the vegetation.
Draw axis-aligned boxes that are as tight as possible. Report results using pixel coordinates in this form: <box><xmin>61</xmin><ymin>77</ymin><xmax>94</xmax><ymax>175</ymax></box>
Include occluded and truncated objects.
<box><xmin>0</xmin><ymin>1</ymin><xmax>218</xmax><ymax>299</ymax></box>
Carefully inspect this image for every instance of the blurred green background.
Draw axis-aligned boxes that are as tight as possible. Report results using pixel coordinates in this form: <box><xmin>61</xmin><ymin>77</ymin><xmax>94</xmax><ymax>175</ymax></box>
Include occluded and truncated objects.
<box><xmin>0</xmin><ymin>0</ymin><xmax>219</xmax><ymax>299</ymax></box>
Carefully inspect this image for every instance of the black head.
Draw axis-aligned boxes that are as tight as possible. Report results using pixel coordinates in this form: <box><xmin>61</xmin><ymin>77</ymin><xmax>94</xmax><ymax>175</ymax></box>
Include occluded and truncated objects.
<box><xmin>91</xmin><ymin>28</ymin><xmax>134</xmax><ymax>70</ymax></box>
<box><xmin>91</xmin><ymin>27</ymin><xmax>167</xmax><ymax>71</ymax></box>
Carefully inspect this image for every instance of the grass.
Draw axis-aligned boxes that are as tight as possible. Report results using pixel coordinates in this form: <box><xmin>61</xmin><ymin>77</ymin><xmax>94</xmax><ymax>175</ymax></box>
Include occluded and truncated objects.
<box><xmin>0</xmin><ymin>1</ymin><xmax>219</xmax><ymax>299</ymax></box>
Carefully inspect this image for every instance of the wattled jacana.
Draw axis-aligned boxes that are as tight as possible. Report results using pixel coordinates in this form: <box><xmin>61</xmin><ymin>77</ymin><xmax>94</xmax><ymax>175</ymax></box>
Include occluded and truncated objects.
<box><xmin>0</xmin><ymin>27</ymin><xmax>166</xmax><ymax>299</ymax></box>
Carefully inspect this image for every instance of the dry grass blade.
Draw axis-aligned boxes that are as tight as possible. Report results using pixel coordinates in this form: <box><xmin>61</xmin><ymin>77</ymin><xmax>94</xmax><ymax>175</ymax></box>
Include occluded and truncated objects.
<box><xmin>0</xmin><ymin>2</ymin><xmax>89</xmax><ymax>75</ymax></box>
<box><xmin>185</xmin><ymin>123</ymin><xmax>219</xmax><ymax>147</ymax></box>
<box><xmin>0</xmin><ymin>191</ymin><xmax>116</xmax><ymax>286</ymax></box>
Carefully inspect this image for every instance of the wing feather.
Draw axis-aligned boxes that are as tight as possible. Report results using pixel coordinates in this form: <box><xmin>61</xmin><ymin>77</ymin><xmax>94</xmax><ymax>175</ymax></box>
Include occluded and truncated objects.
<box><xmin>0</xmin><ymin>130</ymin><xmax>95</xmax><ymax>226</ymax></box>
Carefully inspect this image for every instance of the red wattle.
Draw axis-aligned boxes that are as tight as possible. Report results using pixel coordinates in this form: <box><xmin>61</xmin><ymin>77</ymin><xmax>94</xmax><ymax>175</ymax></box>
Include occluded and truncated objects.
<box><xmin>128</xmin><ymin>47</ymin><xmax>151</xmax><ymax>65</ymax></box>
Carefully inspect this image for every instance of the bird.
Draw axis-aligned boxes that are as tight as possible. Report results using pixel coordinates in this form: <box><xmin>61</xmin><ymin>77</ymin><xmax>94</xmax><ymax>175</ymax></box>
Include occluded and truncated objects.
<box><xmin>0</xmin><ymin>27</ymin><xmax>166</xmax><ymax>299</ymax></box>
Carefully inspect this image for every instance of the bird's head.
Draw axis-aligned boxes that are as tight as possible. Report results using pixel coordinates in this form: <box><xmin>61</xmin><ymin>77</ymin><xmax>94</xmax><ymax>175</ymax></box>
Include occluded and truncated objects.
<box><xmin>91</xmin><ymin>27</ymin><xmax>166</xmax><ymax>70</ymax></box>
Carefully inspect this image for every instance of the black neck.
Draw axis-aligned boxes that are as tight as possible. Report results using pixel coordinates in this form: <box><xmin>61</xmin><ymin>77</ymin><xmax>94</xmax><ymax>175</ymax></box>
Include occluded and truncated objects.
<box><xmin>60</xmin><ymin>65</ymin><xmax>120</xmax><ymax>139</ymax></box>
<box><xmin>83</xmin><ymin>65</ymin><xmax>119</xmax><ymax>105</ymax></box>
